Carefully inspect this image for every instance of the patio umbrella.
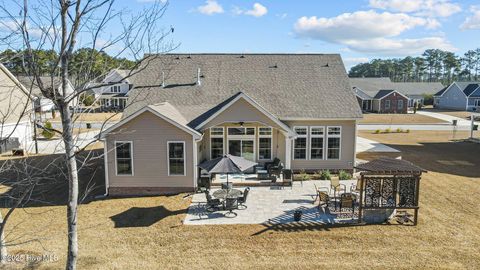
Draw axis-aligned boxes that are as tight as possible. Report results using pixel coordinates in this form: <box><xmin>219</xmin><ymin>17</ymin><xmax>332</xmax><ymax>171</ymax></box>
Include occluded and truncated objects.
<box><xmin>198</xmin><ymin>154</ymin><xmax>257</xmax><ymax>185</ymax></box>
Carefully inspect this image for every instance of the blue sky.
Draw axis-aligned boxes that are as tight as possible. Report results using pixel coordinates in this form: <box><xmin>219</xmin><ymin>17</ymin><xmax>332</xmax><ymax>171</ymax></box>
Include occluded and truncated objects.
<box><xmin>128</xmin><ymin>0</ymin><xmax>480</xmax><ymax>69</ymax></box>
<box><xmin>1</xmin><ymin>0</ymin><xmax>479</xmax><ymax>69</ymax></box>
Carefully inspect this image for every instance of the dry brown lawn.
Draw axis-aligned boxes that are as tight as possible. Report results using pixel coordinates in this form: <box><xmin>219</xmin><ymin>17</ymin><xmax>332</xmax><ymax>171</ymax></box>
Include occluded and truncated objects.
<box><xmin>1</xmin><ymin>131</ymin><xmax>480</xmax><ymax>269</ymax></box>
<box><xmin>51</xmin><ymin>112</ymin><xmax>122</xmax><ymax>123</ymax></box>
<box><xmin>359</xmin><ymin>113</ymin><xmax>447</xmax><ymax>124</ymax></box>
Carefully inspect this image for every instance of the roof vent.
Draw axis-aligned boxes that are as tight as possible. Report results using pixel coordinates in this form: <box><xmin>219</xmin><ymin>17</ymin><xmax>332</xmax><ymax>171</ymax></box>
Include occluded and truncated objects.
<box><xmin>187</xmin><ymin>55</ymin><xmax>191</xmax><ymax>59</ymax></box>
<box><xmin>269</xmin><ymin>64</ymin><xmax>278</xmax><ymax>68</ymax></box>
<box><xmin>323</xmin><ymin>63</ymin><xmax>329</xmax><ymax>67</ymax></box>
<box><xmin>197</xmin><ymin>68</ymin><xmax>202</xmax><ymax>86</ymax></box>
<box><xmin>239</xmin><ymin>55</ymin><xmax>245</xmax><ymax>58</ymax></box>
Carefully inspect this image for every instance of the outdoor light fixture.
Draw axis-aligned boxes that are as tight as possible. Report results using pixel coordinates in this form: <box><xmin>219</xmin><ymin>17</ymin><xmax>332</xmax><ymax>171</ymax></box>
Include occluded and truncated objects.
<box><xmin>239</xmin><ymin>121</ymin><xmax>244</xmax><ymax>127</ymax></box>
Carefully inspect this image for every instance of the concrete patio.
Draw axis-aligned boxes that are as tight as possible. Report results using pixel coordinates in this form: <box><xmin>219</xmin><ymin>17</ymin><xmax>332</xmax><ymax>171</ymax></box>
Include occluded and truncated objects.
<box><xmin>184</xmin><ymin>179</ymin><xmax>357</xmax><ymax>225</ymax></box>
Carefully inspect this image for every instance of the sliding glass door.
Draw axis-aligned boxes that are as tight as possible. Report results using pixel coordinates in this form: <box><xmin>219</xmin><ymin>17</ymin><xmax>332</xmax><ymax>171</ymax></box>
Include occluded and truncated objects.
<box><xmin>228</xmin><ymin>139</ymin><xmax>255</xmax><ymax>161</ymax></box>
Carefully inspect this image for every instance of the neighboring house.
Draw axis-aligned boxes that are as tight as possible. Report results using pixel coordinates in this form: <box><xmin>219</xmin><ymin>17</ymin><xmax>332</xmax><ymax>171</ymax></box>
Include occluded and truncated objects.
<box><xmin>88</xmin><ymin>69</ymin><xmax>132</xmax><ymax>110</ymax></box>
<box><xmin>16</xmin><ymin>76</ymin><xmax>76</xmax><ymax>115</ymax></box>
<box><xmin>0</xmin><ymin>64</ymin><xmax>34</xmax><ymax>151</ymax></box>
<box><xmin>433</xmin><ymin>82</ymin><xmax>480</xmax><ymax>111</ymax></box>
<box><xmin>99</xmin><ymin>54</ymin><xmax>363</xmax><ymax>195</ymax></box>
<box><xmin>351</xmin><ymin>77</ymin><xmax>443</xmax><ymax>113</ymax></box>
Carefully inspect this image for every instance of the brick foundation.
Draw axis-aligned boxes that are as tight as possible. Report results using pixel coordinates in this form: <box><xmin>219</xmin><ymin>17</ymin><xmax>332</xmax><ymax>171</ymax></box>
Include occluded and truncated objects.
<box><xmin>108</xmin><ymin>187</ymin><xmax>194</xmax><ymax>196</ymax></box>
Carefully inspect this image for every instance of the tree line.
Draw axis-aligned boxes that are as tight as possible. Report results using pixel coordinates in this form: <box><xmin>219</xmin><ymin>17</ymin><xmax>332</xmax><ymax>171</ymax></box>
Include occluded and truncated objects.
<box><xmin>349</xmin><ymin>48</ymin><xmax>480</xmax><ymax>85</ymax></box>
<box><xmin>0</xmin><ymin>48</ymin><xmax>136</xmax><ymax>87</ymax></box>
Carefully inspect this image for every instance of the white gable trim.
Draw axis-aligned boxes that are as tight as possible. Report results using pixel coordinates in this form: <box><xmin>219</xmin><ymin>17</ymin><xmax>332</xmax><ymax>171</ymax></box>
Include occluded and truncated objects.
<box><xmin>376</xmin><ymin>90</ymin><xmax>409</xmax><ymax>101</ymax></box>
<box><xmin>353</xmin><ymin>87</ymin><xmax>373</xmax><ymax>100</ymax></box>
<box><xmin>99</xmin><ymin>106</ymin><xmax>202</xmax><ymax>140</ymax></box>
<box><xmin>195</xmin><ymin>92</ymin><xmax>296</xmax><ymax>137</ymax></box>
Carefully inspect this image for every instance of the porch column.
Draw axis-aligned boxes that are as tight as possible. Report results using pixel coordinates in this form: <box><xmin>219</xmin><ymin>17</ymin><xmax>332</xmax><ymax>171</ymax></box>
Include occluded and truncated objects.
<box><xmin>285</xmin><ymin>136</ymin><xmax>292</xmax><ymax>169</ymax></box>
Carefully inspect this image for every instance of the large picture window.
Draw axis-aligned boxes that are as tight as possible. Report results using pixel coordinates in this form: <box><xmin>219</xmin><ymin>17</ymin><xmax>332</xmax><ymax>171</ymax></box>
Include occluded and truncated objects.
<box><xmin>258</xmin><ymin>127</ymin><xmax>272</xmax><ymax>160</ymax></box>
<box><xmin>115</xmin><ymin>141</ymin><xmax>133</xmax><ymax>175</ymax></box>
<box><xmin>293</xmin><ymin>127</ymin><xmax>307</xmax><ymax>160</ymax></box>
<box><xmin>168</xmin><ymin>142</ymin><xmax>185</xmax><ymax>176</ymax></box>
<box><xmin>210</xmin><ymin>127</ymin><xmax>224</xmax><ymax>159</ymax></box>
<box><xmin>310</xmin><ymin>127</ymin><xmax>324</xmax><ymax>160</ymax></box>
<box><xmin>327</xmin><ymin>127</ymin><xmax>341</xmax><ymax>160</ymax></box>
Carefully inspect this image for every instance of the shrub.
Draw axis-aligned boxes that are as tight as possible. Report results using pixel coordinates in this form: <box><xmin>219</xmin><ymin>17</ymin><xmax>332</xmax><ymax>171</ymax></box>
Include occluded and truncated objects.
<box><xmin>319</xmin><ymin>170</ymin><xmax>331</xmax><ymax>180</ymax></box>
<box><xmin>80</xmin><ymin>94</ymin><xmax>96</xmax><ymax>106</ymax></box>
<box><xmin>374</xmin><ymin>129</ymin><xmax>381</xmax><ymax>134</ymax></box>
<box><xmin>42</xmin><ymin>121</ymin><xmax>55</xmax><ymax>139</ymax></box>
<box><xmin>385</xmin><ymin>128</ymin><xmax>391</xmax><ymax>133</ymax></box>
<box><xmin>396</xmin><ymin>128</ymin><xmax>403</xmax><ymax>133</ymax></box>
<box><xmin>338</xmin><ymin>170</ymin><xmax>352</xmax><ymax>180</ymax></box>
<box><xmin>406</xmin><ymin>129</ymin><xmax>410</xmax><ymax>133</ymax></box>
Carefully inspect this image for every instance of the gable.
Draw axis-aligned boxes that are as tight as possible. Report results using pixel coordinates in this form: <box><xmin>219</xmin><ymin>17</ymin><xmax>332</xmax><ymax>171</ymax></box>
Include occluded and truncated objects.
<box><xmin>379</xmin><ymin>90</ymin><xmax>408</xmax><ymax>101</ymax></box>
<box><xmin>197</xmin><ymin>95</ymin><xmax>292</xmax><ymax>135</ymax></box>
<box><xmin>469</xmin><ymin>87</ymin><xmax>480</xmax><ymax>98</ymax></box>
<box><xmin>442</xmin><ymin>83</ymin><xmax>467</xmax><ymax>99</ymax></box>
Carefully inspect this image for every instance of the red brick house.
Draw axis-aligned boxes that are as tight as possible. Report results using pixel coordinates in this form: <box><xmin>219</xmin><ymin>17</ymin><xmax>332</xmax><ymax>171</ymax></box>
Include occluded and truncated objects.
<box><xmin>372</xmin><ymin>90</ymin><xmax>408</xmax><ymax>113</ymax></box>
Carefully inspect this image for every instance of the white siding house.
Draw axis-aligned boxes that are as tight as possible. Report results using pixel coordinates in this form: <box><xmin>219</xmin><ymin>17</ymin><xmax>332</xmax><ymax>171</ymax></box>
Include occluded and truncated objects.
<box><xmin>89</xmin><ymin>69</ymin><xmax>131</xmax><ymax>111</ymax></box>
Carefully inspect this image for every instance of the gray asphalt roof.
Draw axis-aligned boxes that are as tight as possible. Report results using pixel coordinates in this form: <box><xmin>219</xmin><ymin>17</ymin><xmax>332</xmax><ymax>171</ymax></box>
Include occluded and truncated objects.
<box><xmin>17</xmin><ymin>76</ymin><xmax>62</xmax><ymax>97</ymax></box>
<box><xmin>463</xmin><ymin>84</ymin><xmax>479</xmax><ymax>96</ymax></box>
<box><xmin>391</xmin><ymin>82</ymin><xmax>444</xmax><ymax>96</ymax></box>
<box><xmin>124</xmin><ymin>54</ymin><xmax>363</xmax><ymax>123</ymax></box>
<box><xmin>373</xmin><ymin>89</ymin><xmax>395</xmax><ymax>99</ymax></box>
<box><xmin>350</xmin><ymin>77</ymin><xmax>444</xmax><ymax>98</ymax></box>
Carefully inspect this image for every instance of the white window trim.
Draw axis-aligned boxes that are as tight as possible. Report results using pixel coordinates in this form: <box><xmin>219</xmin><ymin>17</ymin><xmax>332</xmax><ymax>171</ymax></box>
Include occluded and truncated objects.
<box><xmin>293</xmin><ymin>126</ymin><xmax>308</xmax><ymax>160</ymax></box>
<box><xmin>114</xmin><ymin>141</ymin><xmax>134</xmax><ymax>176</ymax></box>
<box><xmin>257</xmin><ymin>126</ymin><xmax>273</xmax><ymax>161</ymax></box>
<box><xmin>326</xmin><ymin>126</ymin><xmax>342</xmax><ymax>160</ymax></box>
<box><xmin>167</xmin><ymin>141</ymin><xmax>186</xmax><ymax>176</ymax></box>
<box><xmin>209</xmin><ymin>126</ymin><xmax>225</xmax><ymax>159</ymax></box>
<box><xmin>309</xmin><ymin>126</ymin><xmax>325</xmax><ymax>160</ymax></box>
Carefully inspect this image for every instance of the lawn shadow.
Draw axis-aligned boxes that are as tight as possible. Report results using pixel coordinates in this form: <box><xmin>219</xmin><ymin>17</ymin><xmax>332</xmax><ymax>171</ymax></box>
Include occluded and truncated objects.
<box><xmin>110</xmin><ymin>206</ymin><xmax>188</xmax><ymax>228</ymax></box>
<box><xmin>358</xmin><ymin>140</ymin><xmax>480</xmax><ymax>178</ymax></box>
<box><xmin>0</xmin><ymin>149</ymin><xmax>106</xmax><ymax>208</ymax></box>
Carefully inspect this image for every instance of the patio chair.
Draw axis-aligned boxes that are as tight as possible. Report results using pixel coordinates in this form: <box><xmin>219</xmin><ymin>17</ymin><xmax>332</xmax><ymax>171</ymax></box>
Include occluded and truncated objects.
<box><xmin>265</xmin><ymin>157</ymin><xmax>281</xmax><ymax>171</ymax></box>
<box><xmin>340</xmin><ymin>193</ymin><xmax>356</xmax><ymax>217</ymax></box>
<box><xmin>237</xmin><ymin>187</ymin><xmax>250</xmax><ymax>209</ymax></box>
<box><xmin>318</xmin><ymin>191</ymin><xmax>329</xmax><ymax>209</ymax></box>
<box><xmin>282</xmin><ymin>169</ymin><xmax>293</xmax><ymax>189</ymax></box>
<box><xmin>268</xmin><ymin>162</ymin><xmax>284</xmax><ymax>178</ymax></box>
<box><xmin>330</xmin><ymin>178</ymin><xmax>346</xmax><ymax>198</ymax></box>
<box><xmin>224</xmin><ymin>197</ymin><xmax>238</xmax><ymax>218</ymax></box>
<box><xmin>313</xmin><ymin>183</ymin><xmax>330</xmax><ymax>204</ymax></box>
<box><xmin>205</xmin><ymin>191</ymin><xmax>222</xmax><ymax>212</ymax></box>
<box><xmin>350</xmin><ymin>178</ymin><xmax>363</xmax><ymax>194</ymax></box>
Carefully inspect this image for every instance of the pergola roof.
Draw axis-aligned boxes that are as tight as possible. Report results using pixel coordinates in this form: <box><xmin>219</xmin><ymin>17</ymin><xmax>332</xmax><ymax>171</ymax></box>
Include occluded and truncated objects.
<box><xmin>356</xmin><ymin>157</ymin><xmax>426</xmax><ymax>174</ymax></box>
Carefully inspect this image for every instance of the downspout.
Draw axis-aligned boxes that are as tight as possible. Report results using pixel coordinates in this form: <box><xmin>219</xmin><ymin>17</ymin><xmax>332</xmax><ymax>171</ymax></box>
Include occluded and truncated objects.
<box><xmin>95</xmin><ymin>138</ymin><xmax>109</xmax><ymax>199</ymax></box>
<box><xmin>192</xmin><ymin>133</ymin><xmax>204</xmax><ymax>191</ymax></box>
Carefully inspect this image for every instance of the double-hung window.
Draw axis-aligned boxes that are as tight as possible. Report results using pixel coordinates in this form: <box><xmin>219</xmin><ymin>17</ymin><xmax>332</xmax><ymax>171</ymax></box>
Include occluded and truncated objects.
<box><xmin>210</xmin><ymin>127</ymin><xmax>224</xmax><ymax>159</ymax></box>
<box><xmin>310</xmin><ymin>127</ymin><xmax>324</xmax><ymax>160</ymax></box>
<box><xmin>168</xmin><ymin>141</ymin><xmax>185</xmax><ymax>176</ymax></box>
<box><xmin>115</xmin><ymin>141</ymin><xmax>133</xmax><ymax>175</ymax></box>
<box><xmin>398</xmin><ymin>99</ymin><xmax>404</xmax><ymax>110</ymax></box>
<box><xmin>258</xmin><ymin>127</ymin><xmax>272</xmax><ymax>160</ymax></box>
<box><xmin>385</xmin><ymin>100</ymin><xmax>391</xmax><ymax>110</ymax></box>
<box><xmin>293</xmin><ymin>127</ymin><xmax>307</xmax><ymax>160</ymax></box>
<box><xmin>327</xmin><ymin>127</ymin><xmax>341</xmax><ymax>160</ymax></box>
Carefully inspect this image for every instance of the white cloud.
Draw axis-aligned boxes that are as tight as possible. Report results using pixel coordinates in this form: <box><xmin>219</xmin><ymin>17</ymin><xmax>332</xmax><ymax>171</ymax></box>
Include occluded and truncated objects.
<box><xmin>277</xmin><ymin>13</ymin><xmax>288</xmax><ymax>20</ymax></box>
<box><xmin>294</xmin><ymin>11</ymin><xmax>437</xmax><ymax>42</ymax></box>
<box><xmin>345</xmin><ymin>37</ymin><xmax>456</xmax><ymax>55</ymax></box>
<box><xmin>293</xmin><ymin>10</ymin><xmax>455</xmax><ymax>56</ymax></box>
<box><xmin>234</xmin><ymin>3</ymin><xmax>268</xmax><ymax>17</ymax></box>
<box><xmin>197</xmin><ymin>0</ymin><xmax>224</xmax><ymax>15</ymax></box>
<box><xmin>369</xmin><ymin>0</ymin><xmax>461</xmax><ymax>17</ymax></box>
<box><xmin>245</xmin><ymin>3</ymin><xmax>268</xmax><ymax>17</ymax></box>
<box><xmin>460</xmin><ymin>6</ymin><xmax>480</xmax><ymax>30</ymax></box>
<box><xmin>343</xmin><ymin>57</ymin><xmax>370</xmax><ymax>69</ymax></box>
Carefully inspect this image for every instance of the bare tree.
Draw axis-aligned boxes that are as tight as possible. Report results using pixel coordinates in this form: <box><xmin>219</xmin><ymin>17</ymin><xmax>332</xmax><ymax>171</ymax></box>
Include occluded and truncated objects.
<box><xmin>0</xmin><ymin>0</ymin><xmax>174</xmax><ymax>268</ymax></box>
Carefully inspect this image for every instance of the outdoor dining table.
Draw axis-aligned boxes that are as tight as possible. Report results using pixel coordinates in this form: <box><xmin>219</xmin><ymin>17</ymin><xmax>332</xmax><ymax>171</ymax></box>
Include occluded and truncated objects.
<box><xmin>212</xmin><ymin>188</ymin><xmax>242</xmax><ymax>200</ymax></box>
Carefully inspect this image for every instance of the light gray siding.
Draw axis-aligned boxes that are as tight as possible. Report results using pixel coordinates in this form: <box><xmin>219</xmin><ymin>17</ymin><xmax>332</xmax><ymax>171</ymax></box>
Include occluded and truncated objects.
<box><xmin>105</xmin><ymin>110</ymin><xmax>194</xmax><ymax>189</ymax></box>
<box><xmin>436</xmin><ymin>84</ymin><xmax>467</xmax><ymax>110</ymax></box>
<box><xmin>284</xmin><ymin>120</ymin><xmax>356</xmax><ymax>171</ymax></box>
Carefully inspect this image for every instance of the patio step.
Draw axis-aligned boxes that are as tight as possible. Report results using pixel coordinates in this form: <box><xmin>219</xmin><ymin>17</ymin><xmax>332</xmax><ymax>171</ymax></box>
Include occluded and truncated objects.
<box><xmin>211</xmin><ymin>181</ymin><xmax>287</xmax><ymax>187</ymax></box>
